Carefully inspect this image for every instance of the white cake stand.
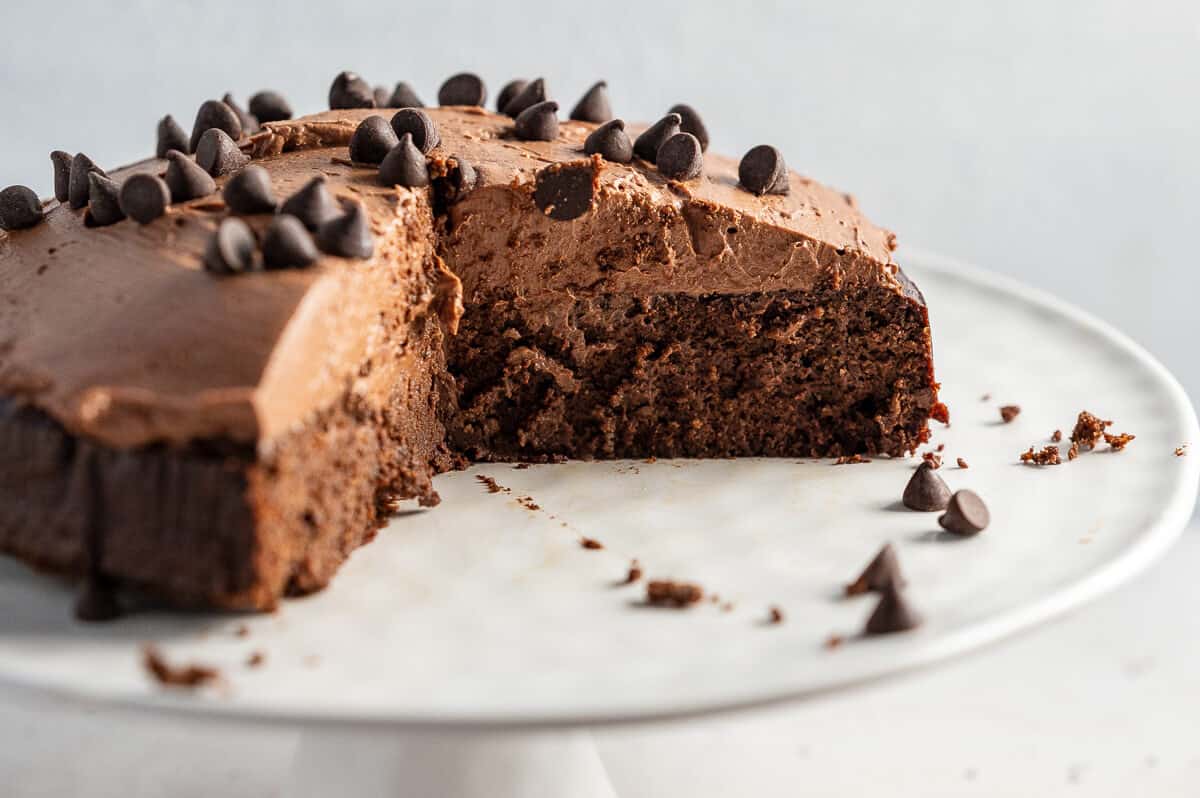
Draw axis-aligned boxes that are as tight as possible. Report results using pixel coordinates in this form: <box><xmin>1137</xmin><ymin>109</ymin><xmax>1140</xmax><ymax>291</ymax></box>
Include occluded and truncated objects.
<box><xmin>0</xmin><ymin>250</ymin><xmax>1196</xmax><ymax>797</ymax></box>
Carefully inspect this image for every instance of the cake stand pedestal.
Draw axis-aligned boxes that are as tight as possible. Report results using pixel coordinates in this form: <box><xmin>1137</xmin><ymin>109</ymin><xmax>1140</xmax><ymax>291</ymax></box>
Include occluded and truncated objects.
<box><xmin>289</xmin><ymin>728</ymin><xmax>616</xmax><ymax>798</ymax></box>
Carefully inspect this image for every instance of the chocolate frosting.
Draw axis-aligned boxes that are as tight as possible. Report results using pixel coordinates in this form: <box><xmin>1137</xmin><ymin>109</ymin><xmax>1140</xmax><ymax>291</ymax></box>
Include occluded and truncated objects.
<box><xmin>0</xmin><ymin>107</ymin><xmax>909</xmax><ymax>451</ymax></box>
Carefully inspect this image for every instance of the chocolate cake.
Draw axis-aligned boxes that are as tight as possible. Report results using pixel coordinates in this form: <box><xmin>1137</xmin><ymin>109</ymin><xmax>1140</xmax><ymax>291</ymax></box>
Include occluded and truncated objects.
<box><xmin>0</xmin><ymin>76</ymin><xmax>939</xmax><ymax>612</ymax></box>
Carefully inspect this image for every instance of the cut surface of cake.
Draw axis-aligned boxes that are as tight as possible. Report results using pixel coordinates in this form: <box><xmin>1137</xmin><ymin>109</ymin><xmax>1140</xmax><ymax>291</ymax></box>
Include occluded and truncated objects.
<box><xmin>0</xmin><ymin>100</ymin><xmax>938</xmax><ymax>611</ymax></box>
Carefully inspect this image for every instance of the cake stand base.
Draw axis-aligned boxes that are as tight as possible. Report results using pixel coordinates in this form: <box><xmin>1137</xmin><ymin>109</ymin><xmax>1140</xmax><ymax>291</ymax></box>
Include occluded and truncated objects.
<box><xmin>288</xmin><ymin>727</ymin><xmax>618</xmax><ymax>798</ymax></box>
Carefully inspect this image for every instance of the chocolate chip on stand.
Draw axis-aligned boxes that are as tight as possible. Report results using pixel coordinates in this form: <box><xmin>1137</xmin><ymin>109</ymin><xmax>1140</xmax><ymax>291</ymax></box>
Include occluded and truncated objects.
<box><xmin>902</xmin><ymin>461</ymin><xmax>952</xmax><ymax>511</ymax></box>
<box><xmin>938</xmin><ymin>490</ymin><xmax>990</xmax><ymax>536</ymax></box>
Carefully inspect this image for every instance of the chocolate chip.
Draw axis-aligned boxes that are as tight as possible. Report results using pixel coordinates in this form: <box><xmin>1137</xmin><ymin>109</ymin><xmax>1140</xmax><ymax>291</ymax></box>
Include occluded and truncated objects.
<box><xmin>534</xmin><ymin>161</ymin><xmax>596</xmax><ymax>221</ymax></box>
<box><xmin>514</xmin><ymin>100</ymin><xmax>559</xmax><ymax>141</ymax></box>
<box><xmin>437</xmin><ymin>154</ymin><xmax>477</xmax><ymax>203</ymax></box>
<box><xmin>668</xmin><ymin>103</ymin><xmax>709</xmax><ymax>152</ymax></box>
<box><xmin>154</xmin><ymin>116</ymin><xmax>189</xmax><ymax>161</ymax></box>
<box><xmin>329</xmin><ymin>71</ymin><xmax>375</xmax><ymax>109</ymax></box>
<box><xmin>248</xmin><ymin>90</ymin><xmax>293</xmax><ymax>123</ymax></box>
<box><xmin>655</xmin><ymin>132</ymin><xmax>703</xmax><ymax>180</ymax></box>
<box><xmin>347</xmin><ymin>115</ymin><xmax>400</xmax><ymax>165</ymax></box>
<box><xmin>221</xmin><ymin>93</ymin><xmax>259</xmax><ymax>135</ymax></box>
<box><xmin>496</xmin><ymin>79</ymin><xmax>528</xmax><ymax>114</ymax></box>
<box><xmin>902</xmin><ymin>461</ymin><xmax>952</xmax><ymax>511</ymax></box>
<box><xmin>74</xmin><ymin>576</ymin><xmax>121</xmax><ymax>622</ymax></box>
<box><xmin>85</xmin><ymin>173</ymin><xmax>124</xmax><ymax>227</ymax></box>
<box><xmin>387</xmin><ymin>81</ymin><xmax>424</xmax><ymax>109</ymax></box>
<box><xmin>632</xmin><ymin>113</ymin><xmax>681</xmax><ymax>163</ymax></box>
<box><xmin>68</xmin><ymin>153</ymin><xmax>105</xmax><ymax>209</ymax></box>
<box><xmin>222</xmin><ymin>164</ymin><xmax>277</xmax><ymax>214</ymax></box>
<box><xmin>845</xmin><ymin>542</ymin><xmax>906</xmax><ymax>596</ymax></box>
<box><xmin>438</xmin><ymin>72</ymin><xmax>486</xmax><ymax>107</ymax></box>
<box><xmin>938</xmin><ymin>490</ymin><xmax>990</xmax><ymax>536</ymax></box>
<box><xmin>373</xmin><ymin>85</ymin><xmax>391</xmax><ymax>109</ymax></box>
<box><xmin>390</xmin><ymin>108</ymin><xmax>440</xmax><ymax>154</ymax></box>
<box><xmin>379</xmin><ymin>133</ymin><xmax>430</xmax><ymax>188</ymax></box>
<box><xmin>195</xmin><ymin>128</ymin><xmax>249</xmax><ymax>177</ymax></box>
<box><xmin>51</xmin><ymin>151</ymin><xmax>73</xmax><ymax>202</ymax></box>
<box><xmin>316</xmin><ymin>200</ymin><xmax>374</xmax><ymax>259</ymax></box>
<box><xmin>501</xmin><ymin>77</ymin><xmax>547</xmax><ymax>118</ymax></box>
<box><xmin>0</xmin><ymin>186</ymin><xmax>43</xmax><ymax>231</ymax></box>
<box><xmin>204</xmin><ymin>217</ymin><xmax>258</xmax><ymax>274</ymax></box>
<box><xmin>279</xmin><ymin>175</ymin><xmax>340</xmax><ymax>231</ymax></box>
<box><xmin>738</xmin><ymin>145</ymin><xmax>789</xmax><ymax>196</ymax></box>
<box><xmin>118</xmin><ymin>173</ymin><xmax>171</xmax><ymax>224</ymax></box>
<box><xmin>864</xmin><ymin>583</ymin><xmax>922</xmax><ymax>635</ymax></box>
<box><xmin>583</xmin><ymin>119</ymin><xmax>633</xmax><ymax>163</ymax></box>
<box><xmin>262</xmin><ymin>214</ymin><xmax>318</xmax><ymax>269</ymax></box>
<box><xmin>164</xmin><ymin>151</ymin><xmax>217</xmax><ymax>203</ymax></box>
<box><xmin>570</xmin><ymin>81</ymin><xmax>613</xmax><ymax>123</ymax></box>
<box><xmin>189</xmin><ymin>99</ymin><xmax>243</xmax><ymax>152</ymax></box>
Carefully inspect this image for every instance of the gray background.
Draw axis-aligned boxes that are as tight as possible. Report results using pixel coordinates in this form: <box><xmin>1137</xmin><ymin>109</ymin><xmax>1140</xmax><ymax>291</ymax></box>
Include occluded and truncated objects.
<box><xmin>3</xmin><ymin>0</ymin><xmax>1198</xmax><ymax>403</ymax></box>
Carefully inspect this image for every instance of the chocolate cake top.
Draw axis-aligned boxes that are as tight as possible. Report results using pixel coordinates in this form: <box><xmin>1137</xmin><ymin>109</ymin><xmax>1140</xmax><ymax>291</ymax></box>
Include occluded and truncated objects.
<box><xmin>0</xmin><ymin>106</ymin><xmax>907</xmax><ymax>450</ymax></box>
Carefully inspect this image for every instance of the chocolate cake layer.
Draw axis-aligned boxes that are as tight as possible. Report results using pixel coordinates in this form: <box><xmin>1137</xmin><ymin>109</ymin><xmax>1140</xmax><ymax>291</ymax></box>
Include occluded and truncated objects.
<box><xmin>0</xmin><ymin>105</ymin><xmax>938</xmax><ymax>610</ymax></box>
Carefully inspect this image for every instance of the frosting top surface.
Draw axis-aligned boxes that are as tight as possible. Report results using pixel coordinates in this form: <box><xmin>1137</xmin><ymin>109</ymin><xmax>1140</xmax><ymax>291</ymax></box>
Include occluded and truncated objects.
<box><xmin>0</xmin><ymin>106</ymin><xmax>903</xmax><ymax>449</ymax></box>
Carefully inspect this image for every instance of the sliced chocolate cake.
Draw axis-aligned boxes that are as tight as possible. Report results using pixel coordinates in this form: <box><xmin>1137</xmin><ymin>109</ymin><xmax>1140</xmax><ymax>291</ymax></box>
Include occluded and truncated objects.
<box><xmin>0</xmin><ymin>76</ymin><xmax>939</xmax><ymax>613</ymax></box>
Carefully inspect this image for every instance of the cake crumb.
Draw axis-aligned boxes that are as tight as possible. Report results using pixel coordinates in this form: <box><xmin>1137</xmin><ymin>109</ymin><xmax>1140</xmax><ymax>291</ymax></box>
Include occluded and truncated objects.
<box><xmin>622</xmin><ymin>560</ymin><xmax>643</xmax><ymax>584</ymax></box>
<box><xmin>999</xmin><ymin>405</ymin><xmax>1021</xmax><ymax>423</ymax></box>
<box><xmin>143</xmin><ymin>646</ymin><xmax>220</xmax><ymax>688</ymax></box>
<box><xmin>957</xmin><ymin>457</ymin><xmax>969</xmax><ymax>469</ymax></box>
<box><xmin>246</xmin><ymin>651</ymin><xmax>265</xmax><ymax>668</ymax></box>
<box><xmin>1051</xmin><ymin>429</ymin><xmax>1063</xmax><ymax>442</ymax></box>
<box><xmin>936</xmin><ymin>443</ymin><xmax>945</xmax><ymax>452</ymax></box>
<box><xmin>644</xmin><ymin>456</ymin><xmax>657</xmax><ymax>464</ymax></box>
<box><xmin>1176</xmin><ymin>444</ymin><xmax>1189</xmax><ymax>457</ymax></box>
<box><xmin>930</xmin><ymin>402</ymin><xmax>950</xmax><ymax>425</ymax></box>
<box><xmin>234</xmin><ymin>624</ymin><xmax>249</xmax><ymax>638</ymax></box>
<box><xmin>1020</xmin><ymin>445</ymin><xmax>1062</xmax><ymax>466</ymax></box>
<box><xmin>1068</xmin><ymin>442</ymin><xmax>1080</xmax><ymax>461</ymax></box>
<box><xmin>513</xmin><ymin>463</ymin><xmax>531</xmax><ymax>470</ymax></box>
<box><xmin>768</xmin><ymin>606</ymin><xmax>785</xmax><ymax>625</ymax></box>
<box><xmin>645</xmin><ymin>580</ymin><xmax>704</xmax><ymax>607</ymax></box>
<box><xmin>516</xmin><ymin>495</ymin><xmax>540</xmax><ymax>511</ymax></box>
<box><xmin>980</xmin><ymin>393</ymin><xmax>992</xmax><ymax>402</ymax></box>
<box><xmin>834</xmin><ymin>454</ymin><xmax>869</xmax><ymax>465</ymax></box>
<box><xmin>1104</xmin><ymin>432</ymin><xmax>1135</xmax><ymax>452</ymax></box>
<box><xmin>580</xmin><ymin>537</ymin><xmax>604</xmax><ymax>550</ymax></box>
<box><xmin>922</xmin><ymin>452</ymin><xmax>942</xmax><ymax>469</ymax></box>
<box><xmin>824</xmin><ymin>634</ymin><xmax>844</xmax><ymax>650</ymax></box>
<box><xmin>475</xmin><ymin>475</ymin><xmax>510</xmax><ymax>494</ymax></box>
<box><xmin>1071</xmin><ymin>411</ymin><xmax>1112</xmax><ymax>450</ymax></box>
